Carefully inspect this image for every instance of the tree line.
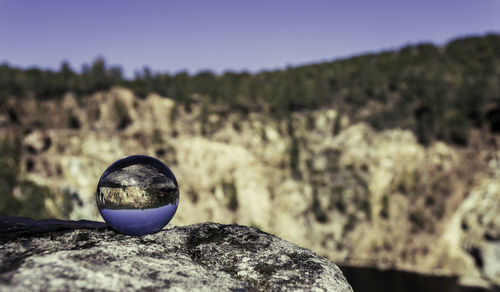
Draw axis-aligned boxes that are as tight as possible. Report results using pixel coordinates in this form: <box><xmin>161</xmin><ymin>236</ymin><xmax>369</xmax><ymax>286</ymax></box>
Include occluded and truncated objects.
<box><xmin>1</xmin><ymin>33</ymin><xmax>500</xmax><ymax>145</ymax></box>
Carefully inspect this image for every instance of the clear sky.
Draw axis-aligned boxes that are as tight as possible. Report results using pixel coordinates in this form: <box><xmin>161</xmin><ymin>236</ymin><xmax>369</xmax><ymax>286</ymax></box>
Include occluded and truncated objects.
<box><xmin>1</xmin><ymin>0</ymin><xmax>499</xmax><ymax>77</ymax></box>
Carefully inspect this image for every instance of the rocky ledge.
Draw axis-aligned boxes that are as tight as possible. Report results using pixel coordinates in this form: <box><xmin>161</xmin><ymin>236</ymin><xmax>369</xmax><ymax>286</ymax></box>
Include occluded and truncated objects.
<box><xmin>0</xmin><ymin>217</ymin><xmax>352</xmax><ymax>291</ymax></box>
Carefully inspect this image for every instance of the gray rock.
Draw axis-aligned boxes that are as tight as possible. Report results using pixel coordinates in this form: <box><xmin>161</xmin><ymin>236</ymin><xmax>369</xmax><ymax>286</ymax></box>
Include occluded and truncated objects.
<box><xmin>0</xmin><ymin>217</ymin><xmax>353</xmax><ymax>291</ymax></box>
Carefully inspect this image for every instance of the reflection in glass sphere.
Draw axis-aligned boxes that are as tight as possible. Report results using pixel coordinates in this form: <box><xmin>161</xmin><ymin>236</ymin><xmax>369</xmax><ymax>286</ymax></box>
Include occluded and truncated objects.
<box><xmin>96</xmin><ymin>155</ymin><xmax>179</xmax><ymax>235</ymax></box>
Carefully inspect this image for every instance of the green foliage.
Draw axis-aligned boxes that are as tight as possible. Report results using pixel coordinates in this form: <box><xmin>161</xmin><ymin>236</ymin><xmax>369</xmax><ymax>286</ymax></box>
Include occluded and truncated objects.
<box><xmin>232</xmin><ymin>119</ymin><xmax>242</xmax><ymax>132</ymax></box>
<box><xmin>343</xmin><ymin>213</ymin><xmax>357</xmax><ymax>235</ymax></box>
<box><xmin>222</xmin><ymin>180</ymin><xmax>238</xmax><ymax>211</ymax></box>
<box><xmin>260</xmin><ymin>127</ymin><xmax>268</xmax><ymax>141</ymax></box>
<box><xmin>359</xmin><ymin>198</ymin><xmax>372</xmax><ymax>221</ymax></box>
<box><xmin>329</xmin><ymin>186</ymin><xmax>346</xmax><ymax>213</ymax></box>
<box><xmin>169</xmin><ymin>103</ymin><xmax>179</xmax><ymax>124</ymax></box>
<box><xmin>289</xmin><ymin>136</ymin><xmax>300</xmax><ymax>176</ymax></box>
<box><xmin>199</xmin><ymin>102</ymin><xmax>209</xmax><ymax>136</ymax></box>
<box><xmin>415</xmin><ymin>105</ymin><xmax>433</xmax><ymax>146</ymax></box>
<box><xmin>438</xmin><ymin>109</ymin><xmax>470</xmax><ymax>146</ymax></box>
<box><xmin>287</xmin><ymin>115</ymin><xmax>301</xmax><ymax>176</ymax></box>
<box><xmin>0</xmin><ymin>137</ymin><xmax>19</xmax><ymax>193</ymax></box>
<box><xmin>380</xmin><ymin>194</ymin><xmax>390</xmax><ymax>219</ymax></box>
<box><xmin>0</xmin><ymin>137</ymin><xmax>21</xmax><ymax>215</ymax></box>
<box><xmin>409</xmin><ymin>208</ymin><xmax>430</xmax><ymax>232</ymax></box>
<box><xmin>15</xmin><ymin>180</ymin><xmax>53</xmax><ymax>219</ymax></box>
<box><xmin>306</xmin><ymin>111</ymin><xmax>315</xmax><ymax>130</ymax></box>
<box><xmin>1</xmin><ymin>34</ymin><xmax>500</xmax><ymax>145</ymax></box>
<box><xmin>152</xmin><ymin>129</ymin><xmax>163</xmax><ymax>145</ymax></box>
<box><xmin>312</xmin><ymin>187</ymin><xmax>328</xmax><ymax>223</ymax></box>
<box><xmin>286</xmin><ymin>116</ymin><xmax>295</xmax><ymax>137</ymax></box>
<box><xmin>332</xmin><ymin>113</ymin><xmax>342</xmax><ymax>136</ymax></box>
<box><xmin>0</xmin><ymin>136</ymin><xmax>55</xmax><ymax>219</ymax></box>
<box><xmin>113</xmin><ymin>99</ymin><xmax>132</xmax><ymax>130</ymax></box>
<box><xmin>60</xmin><ymin>189</ymin><xmax>75</xmax><ymax>218</ymax></box>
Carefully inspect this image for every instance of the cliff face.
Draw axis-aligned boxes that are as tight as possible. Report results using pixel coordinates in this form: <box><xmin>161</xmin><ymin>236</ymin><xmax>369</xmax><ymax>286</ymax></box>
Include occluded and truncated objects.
<box><xmin>1</xmin><ymin>87</ymin><xmax>499</xmax><ymax>286</ymax></box>
<box><xmin>97</xmin><ymin>186</ymin><xmax>178</xmax><ymax>210</ymax></box>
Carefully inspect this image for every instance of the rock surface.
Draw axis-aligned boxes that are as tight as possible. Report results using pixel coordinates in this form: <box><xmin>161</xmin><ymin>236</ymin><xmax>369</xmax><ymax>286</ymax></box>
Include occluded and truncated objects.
<box><xmin>0</xmin><ymin>217</ymin><xmax>353</xmax><ymax>291</ymax></box>
<box><xmin>2</xmin><ymin>87</ymin><xmax>500</xmax><ymax>287</ymax></box>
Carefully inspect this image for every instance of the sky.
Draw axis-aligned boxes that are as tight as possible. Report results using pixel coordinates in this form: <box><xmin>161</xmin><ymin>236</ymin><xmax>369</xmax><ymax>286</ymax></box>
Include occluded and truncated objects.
<box><xmin>1</xmin><ymin>0</ymin><xmax>499</xmax><ymax>78</ymax></box>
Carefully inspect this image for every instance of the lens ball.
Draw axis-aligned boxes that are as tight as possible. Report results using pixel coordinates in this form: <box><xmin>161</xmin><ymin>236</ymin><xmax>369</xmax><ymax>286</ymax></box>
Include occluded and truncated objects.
<box><xmin>96</xmin><ymin>155</ymin><xmax>179</xmax><ymax>235</ymax></box>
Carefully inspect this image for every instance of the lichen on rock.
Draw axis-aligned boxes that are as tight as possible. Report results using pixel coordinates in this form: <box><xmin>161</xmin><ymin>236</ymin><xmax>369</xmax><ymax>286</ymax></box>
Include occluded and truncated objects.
<box><xmin>0</xmin><ymin>217</ymin><xmax>353</xmax><ymax>291</ymax></box>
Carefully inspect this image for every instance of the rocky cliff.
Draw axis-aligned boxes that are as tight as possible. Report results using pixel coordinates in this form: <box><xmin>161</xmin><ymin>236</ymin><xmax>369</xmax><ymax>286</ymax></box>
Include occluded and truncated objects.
<box><xmin>1</xmin><ymin>87</ymin><xmax>499</xmax><ymax>288</ymax></box>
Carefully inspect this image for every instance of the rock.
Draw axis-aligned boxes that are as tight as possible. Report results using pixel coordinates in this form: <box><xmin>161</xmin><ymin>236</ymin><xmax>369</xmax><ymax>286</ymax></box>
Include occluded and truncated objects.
<box><xmin>0</xmin><ymin>217</ymin><xmax>353</xmax><ymax>291</ymax></box>
<box><xmin>5</xmin><ymin>87</ymin><xmax>495</xmax><ymax>285</ymax></box>
<box><xmin>0</xmin><ymin>217</ymin><xmax>107</xmax><ymax>238</ymax></box>
<box><xmin>456</xmin><ymin>176</ymin><xmax>500</xmax><ymax>286</ymax></box>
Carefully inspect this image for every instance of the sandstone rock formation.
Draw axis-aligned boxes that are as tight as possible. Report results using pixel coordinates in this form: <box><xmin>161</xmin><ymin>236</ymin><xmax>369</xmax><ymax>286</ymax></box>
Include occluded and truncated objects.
<box><xmin>0</xmin><ymin>217</ymin><xmax>353</xmax><ymax>291</ymax></box>
<box><xmin>97</xmin><ymin>185</ymin><xmax>179</xmax><ymax>210</ymax></box>
<box><xmin>1</xmin><ymin>87</ymin><xmax>500</xmax><ymax>288</ymax></box>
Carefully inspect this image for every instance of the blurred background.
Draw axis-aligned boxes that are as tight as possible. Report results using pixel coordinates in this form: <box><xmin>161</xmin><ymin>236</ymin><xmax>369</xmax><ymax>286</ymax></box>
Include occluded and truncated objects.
<box><xmin>1</xmin><ymin>0</ymin><xmax>500</xmax><ymax>291</ymax></box>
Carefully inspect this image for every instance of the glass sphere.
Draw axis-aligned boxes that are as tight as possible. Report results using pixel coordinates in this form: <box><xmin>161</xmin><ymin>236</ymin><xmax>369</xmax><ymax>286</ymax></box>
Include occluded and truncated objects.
<box><xmin>96</xmin><ymin>155</ymin><xmax>179</xmax><ymax>235</ymax></box>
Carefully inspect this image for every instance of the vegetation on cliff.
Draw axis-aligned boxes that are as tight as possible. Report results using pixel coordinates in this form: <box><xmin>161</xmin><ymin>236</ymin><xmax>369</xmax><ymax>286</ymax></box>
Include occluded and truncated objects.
<box><xmin>1</xmin><ymin>34</ymin><xmax>500</xmax><ymax>146</ymax></box>
<box><xmin>1</xmin><ymin>33</ymin><xmax>500</xmax><ymax>286</ymax></box>
<box><xmin>97</xmin><ymin>185</ymin><xmax>179</xmax><ymax>209</ymax></box>
<box><xmin>0</xmin><ymin>136</ymin><xmax>69</xmax><ymax>219</ymax></box>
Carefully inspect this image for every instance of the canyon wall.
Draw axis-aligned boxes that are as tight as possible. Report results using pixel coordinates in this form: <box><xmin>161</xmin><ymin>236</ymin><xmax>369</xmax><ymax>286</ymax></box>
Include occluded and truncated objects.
<box><xmin>1</xmin><ymin>87</ymin><xmax>499</xmax><ymax>287</ymax></box>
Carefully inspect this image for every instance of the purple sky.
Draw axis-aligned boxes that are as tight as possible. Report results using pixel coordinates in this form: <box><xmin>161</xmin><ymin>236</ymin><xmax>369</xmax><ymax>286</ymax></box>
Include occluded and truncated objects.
<box><xmin>1</xmin><ymin>0</ymin><xmax>499</xmax><ymax>77</ymax></box>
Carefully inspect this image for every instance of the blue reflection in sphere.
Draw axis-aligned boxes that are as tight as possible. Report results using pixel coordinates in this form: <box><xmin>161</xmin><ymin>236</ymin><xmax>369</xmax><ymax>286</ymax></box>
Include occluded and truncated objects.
<box><xmin>96</xmin><ymin>155</ymin><xmax>179</xmax><ymax>235</ymax></box>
